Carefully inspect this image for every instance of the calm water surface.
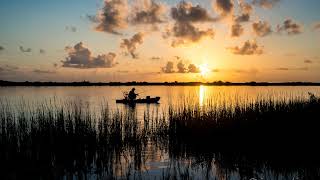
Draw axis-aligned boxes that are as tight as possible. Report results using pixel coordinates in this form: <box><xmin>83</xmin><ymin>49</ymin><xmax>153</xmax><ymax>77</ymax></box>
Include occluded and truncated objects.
<box><xmin>1</xmin><ymin>85</ymin><xmax>320</xmax><ymax>114</ymax></box>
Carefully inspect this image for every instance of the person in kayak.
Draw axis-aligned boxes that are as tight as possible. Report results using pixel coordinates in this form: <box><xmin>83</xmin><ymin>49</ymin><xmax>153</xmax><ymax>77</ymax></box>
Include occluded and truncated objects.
<box><xmin>128</xmin><ymin>88</ymin><xmax>138</xmax><ymax>101</ymax></box>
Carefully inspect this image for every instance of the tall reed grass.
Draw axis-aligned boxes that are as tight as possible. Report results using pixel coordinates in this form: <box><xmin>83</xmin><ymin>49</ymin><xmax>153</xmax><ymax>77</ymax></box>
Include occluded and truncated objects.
<box><xmin>0</xmin><ymin>93</ymin><xmax>319</xmax><ymax>179</ymax></box>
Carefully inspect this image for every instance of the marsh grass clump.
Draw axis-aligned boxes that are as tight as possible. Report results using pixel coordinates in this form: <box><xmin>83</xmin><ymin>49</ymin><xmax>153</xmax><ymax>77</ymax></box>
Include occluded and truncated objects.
<box><xmin>166</xmin><ymin>93</ymin><xmax>320</xmax><ymax>179</ymax></box>
<box><xmin>167</xmin><ymin>93</ymin><xmax>320</xmax><ymax>176</ymax></box>
<box><xmin>169</xmin><ymin>93</ymin><xmax>320</xmax><ymax>142</ymax></box>
<box><xmin>0</xmin><ymin>99</ymin><xmax>166</xmax><ymax>179</ymax></box>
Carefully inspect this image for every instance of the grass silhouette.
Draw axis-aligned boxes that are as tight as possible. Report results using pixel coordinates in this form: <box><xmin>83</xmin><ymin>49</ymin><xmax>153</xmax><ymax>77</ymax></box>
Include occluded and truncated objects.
<box><xmin>0</xmin><ymin>93</ymin><xmax>320</xmax><ymax>179</ymax></box>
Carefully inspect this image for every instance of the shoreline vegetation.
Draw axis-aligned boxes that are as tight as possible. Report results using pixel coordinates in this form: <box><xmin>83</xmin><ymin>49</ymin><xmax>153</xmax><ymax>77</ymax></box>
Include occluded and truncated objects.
<box><xmin>1</xmin><ymin>94</ymin><xmax>320</xmax><ymax>179</ymax></box>
<box><xmin>1</xmin><ymin>80</ymin><xmax>320</xmax><ymax>87</ymax></box>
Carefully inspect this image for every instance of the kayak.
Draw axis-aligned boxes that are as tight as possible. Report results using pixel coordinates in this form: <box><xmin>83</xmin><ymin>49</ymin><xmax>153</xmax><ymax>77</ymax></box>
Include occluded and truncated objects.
<box><xmin>116</xmin><ymin>96</ymin><xmax>160</xmax><ymax>104</ymax></box>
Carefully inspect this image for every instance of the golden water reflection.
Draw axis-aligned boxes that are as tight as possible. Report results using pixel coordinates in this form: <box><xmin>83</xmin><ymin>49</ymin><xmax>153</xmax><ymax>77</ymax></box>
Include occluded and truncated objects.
<box><xmin>1</xmin><ymin>86</ymin><xmax>320</xmax><ymax>114</ymax></box>
<box><xmin>199</xmin><ymin>85</ymin><xmax>206</xmax><ymax>107</ymax></box>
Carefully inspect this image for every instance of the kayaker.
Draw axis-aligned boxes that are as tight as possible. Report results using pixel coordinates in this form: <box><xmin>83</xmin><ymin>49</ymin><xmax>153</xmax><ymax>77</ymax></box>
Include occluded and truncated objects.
<box><xmin>128</xmin><ymin>88</ymin><xmax>138</xmax><ymax>101</ymax></box>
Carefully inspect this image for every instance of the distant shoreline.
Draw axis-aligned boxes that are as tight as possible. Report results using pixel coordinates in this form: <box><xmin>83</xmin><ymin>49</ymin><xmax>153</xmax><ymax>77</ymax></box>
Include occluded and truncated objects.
<box><xmin>1</xmin><ymin>80</ymin><xmax>320</xmax><ymax>87</ymax></box>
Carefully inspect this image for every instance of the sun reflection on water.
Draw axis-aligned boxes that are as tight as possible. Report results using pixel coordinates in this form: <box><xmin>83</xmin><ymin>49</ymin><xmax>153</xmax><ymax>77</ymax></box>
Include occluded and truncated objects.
<box><xmin>199</xmin><ymin>85</ymin><xmax>206</xmax><ymax>106</ymax></box>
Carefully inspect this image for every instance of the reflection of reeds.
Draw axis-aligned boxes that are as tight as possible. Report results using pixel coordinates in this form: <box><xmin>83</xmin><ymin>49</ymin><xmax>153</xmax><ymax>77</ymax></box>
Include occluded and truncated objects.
<box><xmin>0</xmin><ymin>100</ymin><xmax>167</xmax><ymax>179</ymax></box>
<box><xmin>0</xmin><ymin>93</ymin><xmax>320</xmax><ymax>179</ymax></box>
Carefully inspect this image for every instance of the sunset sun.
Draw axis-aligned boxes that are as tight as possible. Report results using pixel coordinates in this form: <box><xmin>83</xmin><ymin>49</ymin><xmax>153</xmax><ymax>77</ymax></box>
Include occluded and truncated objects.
<box><xmin>199</xmin><ymin>64</ymin><xmax>210</xmax><ymax>76</ymax></box>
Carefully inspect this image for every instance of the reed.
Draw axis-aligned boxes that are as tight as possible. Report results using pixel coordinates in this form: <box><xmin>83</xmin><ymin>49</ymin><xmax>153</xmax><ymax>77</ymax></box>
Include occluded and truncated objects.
<box><xmin>168</xmin><ymin>93</ymin><xmax>320</xmax><ymax>141</ymax></box>
<box><xmin>0</xmin><ymin>100</ymin><xmax>166</xmax><ymax>179</ymax></box>
<box><xmin>0</xmin><ymin>93</ymin><xmax>319</xmax><ymax>179</ymax></box>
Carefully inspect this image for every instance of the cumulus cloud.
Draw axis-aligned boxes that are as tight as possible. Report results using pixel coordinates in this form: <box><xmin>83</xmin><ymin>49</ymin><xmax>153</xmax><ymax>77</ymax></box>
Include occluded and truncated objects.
<box><xmin>168</xmin><ymin>22</ymin><xmax>215</xmax><ymax>47</ymax></box>
<box><xmin>162</xmin><ymin>61</ymin><xmax>175</xmax><ymax>73</ymax></box>
<box><xmin>162</xmin><ymin>61</ymin><xmax>200</xmax><ymax>73</ymax></box>
<box><xmin>188</xmin><ymin>64</ymin><xmax>200</xmax><ymax>73</ymax></box>
<box><xmin>231</xmin><ymin>23</ymin><xmax>244</xmax><ymax>37</ymax></box>
<box><xmin>234</xmin><ymin>1</ymin><xmax>253</xmax><ymax>23</ymax></box>
<box><xmin>284</xmin><ymin>53</ymin><xmax>296</xmax><ymax>57</ymax></box>
<box><xmin>150</xmin><ymin>56</ymin><xmax>161</xmax><ymax>60</ymax></box>
<box><xmin>276</xmin><ymin>67</ymin><xmax>308</xmax><ymax>71</ymax></box>
<box><xmin>304</xmin><ymin>59</ymin><xmax>313</xmax><ymax>64</ymax></box>
<box><xmin>177</xmin><ymin>61</ymin><xmax>187</xmax><ymax>73</ymax></box>
<box><xmin>212</xmin><ymin>68</ymin><xmax>220</xmax><ymax>72</ymax></box>
<box><xmin>33</xmin><ymin>69</ymin><xmax>56</xmax><ymax>74</ymax></box>
<box><xmin>0</xmin><ymin>65</ymin><xmax>19</xmax><ymax>77</ymax></box>
<box><xmin>39</xmin><ymin>49</ymin><xmax>46</xmax><ymax>54</ymax></box>
<box><xmin>233</xmin><ymin>68</ymin><xmax>259</xmax><ymax>74</ymax></box>
<box><xmin>0</xmin><ymin>65</ymin><xmax>19</xmax><ymax>72</ymax></box>
<box><xmin>313</xmin><ymin>22</ymin><xmax>320</xmax><ymax>31</ymax></box>
<box><xmin>130</xmin><ymin>0</ymin><xmax>167</xmax><ymax>24</ymax></box>
<box><xmin>235</xmin><ymin>13</ymin><xmax>250</xmax><ymax>23</ymax></box>
<box><xmin>252</xmin><ymin>0</ymin><xmax>280</xmax><ymax>9</ymax></box>
<box><xmin>61</xmin><ymin>42</ymin><xmax>117</xmax><ymax>68</ymax></box>
<box><xmin>252</xmin><ymin>21</ymin><xmax>272</xmax><ymax>37</ymax></box>
<box><xmin>19</xmin><ymin>46</ymin><xmax>32</xmax><ymax>53</ymax></box>
<box><xmin>120</xmin><ymin>32</ymin><xmax>144</xmax><ymax>59</ymax></box>
<box><xmin>95</xmin><ymin>0</ymin><xmax>128</xmax><ymax>34</ymax></box>
<box><xmin>228</xmin><ymin>40</ymin><xmax>263</xmax><ymax>55</ymax></box>
<box><xmin>277</xmin><ymin>19</ymin><xmax>303</xmax><ymax>35</ymax></box>
<box><xmin>163</xmin><ymin>1</ymin><xmax>216</xmax><ymax>47</ymax></box>
<box><xmin>275</xmin><ymin>67</ymin><xmax>288</xmax><ymax>71</ymax></box>
<box><xmin>172</xmin><ymin>1</ymin><xmax>216</xmax><ymax>22</ymax></box>
<box><xmin>214</xmin><ymin>0</ymin><xmax>234</xmax><ymax>17</ymax></box>
<box><xmin>65</xmin><ymin>26</ymin><xmax>77</xmax><ymax>32</ymax></box>
<box><xmin>86</xmin><ymin>15</ymin><xmax>99</xmax><ymax>23</ymax></box>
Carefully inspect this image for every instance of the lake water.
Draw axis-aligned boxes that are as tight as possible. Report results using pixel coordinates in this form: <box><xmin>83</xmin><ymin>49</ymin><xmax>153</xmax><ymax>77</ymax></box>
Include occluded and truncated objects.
<box><xmin>1</xmin><ymin>85</ymin><xmax>320</xmax><ymax>115</ymax></box>
<box><xmin>1</xmin><ymin>86</ymin><xmax>320</xmax><ymax>179</ymax></box>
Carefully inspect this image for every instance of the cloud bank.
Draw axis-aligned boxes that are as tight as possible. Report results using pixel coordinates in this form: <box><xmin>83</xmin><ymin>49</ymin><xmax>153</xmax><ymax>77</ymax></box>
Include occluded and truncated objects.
<box><xmin>62</xmin><ymin>42</ymin><xmax>117</xmax><ymax>68</ymax></box>
<box><xmin>33</xmin><ymin>69</ymin><xmax>56</xmax><ymax>74</ymax></box>
<box><xmin>228</xmin><ymin>40</ymin><xmax>263</xmax><ymax>55</ymax></box>
<box><xmin>162</xmin><ymin>61</ymin><xmax>175</xmax><ymax>73</ymax></box>
<box><xmin>162</xmin><ymin>61</ymin><xmax>200</xmax><ymax>73</ymax></box>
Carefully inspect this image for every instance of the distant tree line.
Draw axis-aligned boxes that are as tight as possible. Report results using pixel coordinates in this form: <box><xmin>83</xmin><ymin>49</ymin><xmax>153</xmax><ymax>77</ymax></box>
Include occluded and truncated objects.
<box><xmin>0</xmin><ymin>80</ymin><xmax>319</xmax><ymax>86</ymax></box>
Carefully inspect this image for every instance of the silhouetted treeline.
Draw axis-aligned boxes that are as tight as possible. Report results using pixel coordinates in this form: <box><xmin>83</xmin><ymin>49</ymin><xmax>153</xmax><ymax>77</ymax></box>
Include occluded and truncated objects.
<box><xmin>1</xmin><ymin>80</ymin><xmax>320</xmax><ymax>86</ymax></box>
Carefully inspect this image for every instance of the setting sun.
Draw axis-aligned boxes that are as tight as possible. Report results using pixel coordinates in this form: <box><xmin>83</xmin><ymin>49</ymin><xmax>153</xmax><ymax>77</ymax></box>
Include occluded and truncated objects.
<box><xmin>199</xmin><ymin>64</ymin><xmax>210</xmax><ymax>76</ymax></box>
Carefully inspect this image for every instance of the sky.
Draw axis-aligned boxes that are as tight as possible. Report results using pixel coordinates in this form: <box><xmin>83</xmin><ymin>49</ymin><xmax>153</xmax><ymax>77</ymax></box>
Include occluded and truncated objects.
<box><xmin>0</xmin><ymin>0</ymin><xmax>320</xmax><ymax>82</ymax></box>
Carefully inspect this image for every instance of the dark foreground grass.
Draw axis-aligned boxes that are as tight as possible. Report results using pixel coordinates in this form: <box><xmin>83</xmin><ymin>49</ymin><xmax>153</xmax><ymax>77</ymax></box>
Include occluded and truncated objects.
<box><xmin>0</xmin><ymin>101</ymin><xmax>168</xmax><ymax>179</ymax></box>
<box><xmin>169</xmin><ymin>93</ymin><xmax>320</xmax><ymax>146</ymax></box>
<box><xmin>0</xmin><ymin>94</ymin><xmax>320</xmax><ymax>179</ymax></box>
<box><xmin>168</xmin><ymin>93</ymin><xmax>320</xmax><ymax>179</ymax></box>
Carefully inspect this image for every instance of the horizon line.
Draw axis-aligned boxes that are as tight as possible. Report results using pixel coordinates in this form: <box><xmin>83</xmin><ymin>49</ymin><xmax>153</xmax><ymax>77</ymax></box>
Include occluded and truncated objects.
<box><xmin>1</xmin><ymin>80</ymin><xmax>320</xmax><ymax>86</ymax></box>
